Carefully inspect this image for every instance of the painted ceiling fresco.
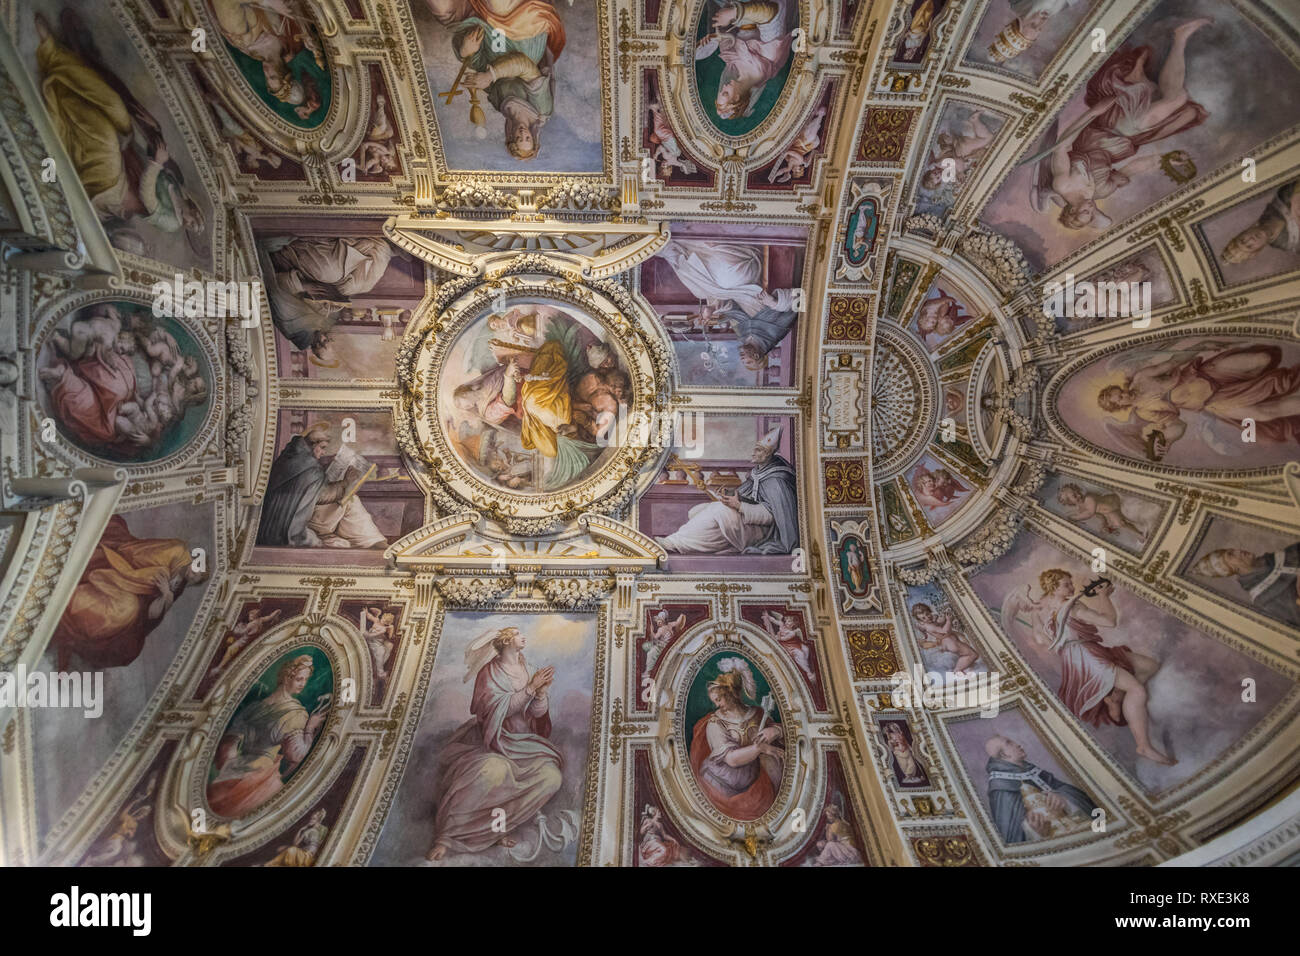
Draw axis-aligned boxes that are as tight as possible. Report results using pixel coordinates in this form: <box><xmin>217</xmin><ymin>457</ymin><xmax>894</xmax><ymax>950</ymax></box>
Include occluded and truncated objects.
<box><xmin>1</xmin><ymin>0</ymin><xmax>1299</xmax><ymax>872</ymax></box>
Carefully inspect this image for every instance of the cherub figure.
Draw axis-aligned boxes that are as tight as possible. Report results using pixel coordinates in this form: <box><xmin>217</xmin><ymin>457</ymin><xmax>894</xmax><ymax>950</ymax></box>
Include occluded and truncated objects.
<box><xmin>910</xmin><ymin>602</ymin><xmax>979</xmax><ymax>673</ymax></box>
<box><xmin>1056</xmin><ymin>483</ymin><xmax>1148</xmax><ymax>538</ymax></box>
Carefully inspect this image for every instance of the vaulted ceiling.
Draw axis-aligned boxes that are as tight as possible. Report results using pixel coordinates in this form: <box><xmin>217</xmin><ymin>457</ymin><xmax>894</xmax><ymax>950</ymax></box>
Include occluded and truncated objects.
<box><xmin>1</xmin><ymin>0</ymin><xmax>1298</xmax><ymax>868</ymax></box>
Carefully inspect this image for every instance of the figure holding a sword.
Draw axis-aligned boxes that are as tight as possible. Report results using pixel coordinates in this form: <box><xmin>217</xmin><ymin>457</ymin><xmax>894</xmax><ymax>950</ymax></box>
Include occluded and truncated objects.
<box><xmin>1016</xmin><ymin>17</ymin><xmax>1212</xmax><ymax>232</ymax></box>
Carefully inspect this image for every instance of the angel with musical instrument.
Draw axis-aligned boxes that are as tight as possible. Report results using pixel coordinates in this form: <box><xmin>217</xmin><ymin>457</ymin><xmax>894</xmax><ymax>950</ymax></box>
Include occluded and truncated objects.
<box><xmin>1000</xmin><ymin>569</ymin><xmax>1174</xmax><ymax>765</ymax></box>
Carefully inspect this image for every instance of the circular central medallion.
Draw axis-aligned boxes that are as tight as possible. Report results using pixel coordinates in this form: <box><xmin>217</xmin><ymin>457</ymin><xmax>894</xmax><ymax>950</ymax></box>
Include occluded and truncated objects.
<box><xmin>395</xmin><ymin>261</ymin><xmax>672</xmax><ymax>535</ymax></box>
<box><xmin>441</xmin><ymin>299</ymin><xmax>630</xmax><ymax>494</ymax></box>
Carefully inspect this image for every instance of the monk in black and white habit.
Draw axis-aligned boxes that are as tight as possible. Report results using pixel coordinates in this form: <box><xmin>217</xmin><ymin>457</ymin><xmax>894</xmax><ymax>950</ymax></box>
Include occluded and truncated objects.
<box><xmin>985</xmin><ymin>735</ymin><xmax>1096</xmax><ymax>844</ymax></box>
<box><xmin>256</xmin><ymin>421</ymin><xmax>388</xmax><ymax>550</ymax></box>
<box><xmin>657</xmin><ymin>425</ymin><xmax>799</xmax><ymax>556</ymax></box>
<box><xmin>1190</xmin><ymin>543</ymin><xmax>1300</xmax><ymax>629</ymax></box>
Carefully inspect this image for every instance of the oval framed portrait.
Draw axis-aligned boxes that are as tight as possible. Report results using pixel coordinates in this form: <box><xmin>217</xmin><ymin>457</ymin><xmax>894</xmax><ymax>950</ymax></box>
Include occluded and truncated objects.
<box><xmin>677</xmin><ymin>648</ymin><xmax>793</xmax><ymax>824</ymax></box>
<box><xmin>205</xmin><ymin>645</ymin><xmax>335</xmax><ymax>820</ymax></box>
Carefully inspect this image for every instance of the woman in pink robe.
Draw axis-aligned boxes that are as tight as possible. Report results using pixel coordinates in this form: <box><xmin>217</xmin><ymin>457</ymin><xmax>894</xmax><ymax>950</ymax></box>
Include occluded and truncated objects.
<box><xmin>426</xmin><ymin>627</ymin><xmax>562</xmax><ymax>860</ymax></box>
<box><xmin>1030</xmin><ymin>570</ymin><xmax>1173</xmax><ymax>765</ymax></box>
<box><xmin>1098</xmin><ymin>343</ymin><xmax>1300</xmax><ymax>448</ymax></box>
<box><xmin>43</xmin><ymin>341</ymin><xmax>138</xmax><ymax>448</ymax></box>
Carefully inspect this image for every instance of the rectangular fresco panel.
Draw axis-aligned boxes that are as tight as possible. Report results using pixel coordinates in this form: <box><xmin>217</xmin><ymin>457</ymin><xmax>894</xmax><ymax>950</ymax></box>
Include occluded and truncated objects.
<box><xmin>253</xmin><ymin>408</ymin><xmax>423</xmax><ymax>566</ymax></box>
<box><xmin>640</xmin><ymin>223</ymin><xmax>807</xmax><ymax>388</ymax></box>
<box><xmin>256</xmin><ymin>219</ymin><xmax>424</xmax><ymax>380</ymax></box>
<box><xmin>912</xmin><ymin>102</ymin><xmax>1006</xmax><ymax>219</ymax></box>
<box><xmin>980</xmin><ymin>0</ymin><xmax>1300</xmax><ymax>272</ymax></box>
<box><xmin>638</xmin><ymin>413</ymin><xmax>800</xmax><ymax>572</ymax></box>
<box><xmin>409</xmin><ymin>0</ymin><xmax>605</xmax><ymax>172</ymax></box>
<box><xmin>1196</xmin><ymin>178</ymin><xmax>1300</xmax><ymax>290</ymax></box>
<box><xmin>370</xmin><ymin>612</ymin><xmax>596</xmax><ymax>866</ymax></box>
<box><xmin>968</xmin><ymin>529</ymin><xmax>1291</xmax><ymax>793</ymax></box>
<box><xmin>1036</xmin><ymin>473</ymin><xmax>1162</xmax><ymax>554</ymax></box>
<box><xmin>903</xmin><ymin>583</ymin><xmax>987</xmax><ymax>675</ymax></box>
<box><xmin>1179</xmin><ymin>514</ymin><xmax>1300</xmax><ymax>631</ymax></box>
<box><xmin>946</xmin><ymin>707</ymin><xmax>1100</xmax><ymax>846</ymax></box>
<box><xmin>963</xmin><ymin>0</ymin><xmax>1101</xmax><ymax>80</ymax></box>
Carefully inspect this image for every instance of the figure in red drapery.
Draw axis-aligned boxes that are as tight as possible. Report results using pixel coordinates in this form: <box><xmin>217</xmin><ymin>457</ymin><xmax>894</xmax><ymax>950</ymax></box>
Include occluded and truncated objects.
<box><xmin>687</xmin><ymin>660</ymin><xmax>783</xmax><ymax>820</ymax></box>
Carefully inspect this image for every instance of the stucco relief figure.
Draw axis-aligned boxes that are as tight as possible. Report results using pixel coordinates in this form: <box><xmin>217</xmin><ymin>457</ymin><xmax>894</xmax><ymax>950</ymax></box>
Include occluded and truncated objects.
<box><xmin>985</xmin><ymin>736</ymin><xmax>1096</xmax><ymax>843</ymax></box>
<box><xmin>657</xmin><ymin>426</ymin><xmax>799</xmax><ymax>555</ymax></box>
<box><xmin>208</xmin><ymin>653</ymin><xmax>330</xmax><ymax>817</ymax></box>
<box><xmin>426</xmin><ymin>626</ymin><xmax>563</xmax><ymax>860</ymax></box>
<box><xmin>1002</xmin><ymin>571</ymin><xmax>1174</xmax><ymax>765</ymax></box>
<box><xmin>52</xmin><ymin>515</ymin><xmax>209</xmax><ymax>672</ymax></box>
<box><xmin>34</xmin><ymin>12</ymin><xmax>206</xmax><ymax>248</ymax></box>
<box><xmin>688</xmin><ymin>657</ymin><xmax>784</xmax><ymax>820</ymax></box>
<box><xmin>1027</xmin><ymin>18</ymin><xmax>1211</xmax><ymax>231</ymax></box>
<box><xmin>256</xmin><ymin>421</ymin><xmax>390</xmax><ymax>549</ymax></box>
